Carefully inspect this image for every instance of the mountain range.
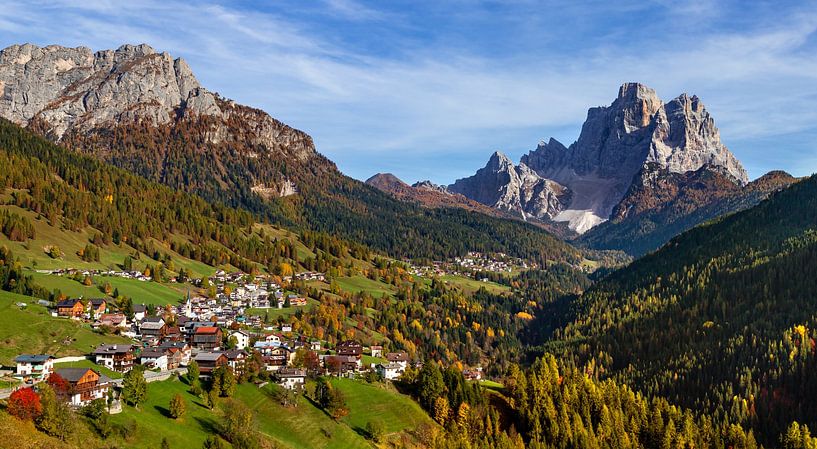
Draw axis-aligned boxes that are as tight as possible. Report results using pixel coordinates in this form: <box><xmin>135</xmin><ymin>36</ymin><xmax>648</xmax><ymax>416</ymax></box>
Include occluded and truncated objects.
<box><xmin>368</xmin><ymin>83</ymin><xmax>795</xmax><ymax>256</ymax></box>
<box><xmin>0</xmin><ymin>43</ymin><xmax>580</xmax><ymax>264</ymax></box>
<box><xmin>2</xmin><ymin>40</ymin><xmax>817</xmax><ymax>449</ymax></box>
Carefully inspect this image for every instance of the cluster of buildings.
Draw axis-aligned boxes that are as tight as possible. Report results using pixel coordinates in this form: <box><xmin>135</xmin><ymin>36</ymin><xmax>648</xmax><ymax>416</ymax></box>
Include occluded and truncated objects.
<box><xmin>452</xmin><ymin>252</ymin><xmax>529</xmax><ymax>273</ymax></box>
<box><xmin>8</xmin><ymin>268</ymin><xmax>498</xmax><ymax>410</ymax></box>
<box><xmin>38</xmin><ymin>268</ymin><xmax>154</xmax><ymax>282</ymax></box>
<box><xmin>408</xmin><ymin>252</ymin><xmax>531</xmax><ymax>277</ymax></box>
<box><xmin>12</xmin><ymin>355</ymin><xmax>112</xmax><ymax>407</ymax></box>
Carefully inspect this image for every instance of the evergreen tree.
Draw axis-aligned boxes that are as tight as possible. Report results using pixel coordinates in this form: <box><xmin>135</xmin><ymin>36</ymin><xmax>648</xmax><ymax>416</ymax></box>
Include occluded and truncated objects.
<box><xmin>122</xmin><ymin>366</ymin><xmax>148</xmax><ymax>408</ymax></box>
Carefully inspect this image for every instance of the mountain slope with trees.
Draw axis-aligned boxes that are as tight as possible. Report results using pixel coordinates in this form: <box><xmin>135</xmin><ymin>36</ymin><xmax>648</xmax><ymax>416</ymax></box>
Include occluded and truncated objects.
<box><xmin>541</xmin><ymin>172</ymin><xmax>817</xmax><ymax>445</ymax></box>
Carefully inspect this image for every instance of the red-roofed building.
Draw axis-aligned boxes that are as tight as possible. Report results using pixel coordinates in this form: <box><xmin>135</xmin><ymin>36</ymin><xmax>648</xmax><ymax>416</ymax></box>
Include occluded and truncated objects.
<box><xmin>192</xmin><ymin>326</ymin><xmax>222</xmax><ymax>350</ymax></box>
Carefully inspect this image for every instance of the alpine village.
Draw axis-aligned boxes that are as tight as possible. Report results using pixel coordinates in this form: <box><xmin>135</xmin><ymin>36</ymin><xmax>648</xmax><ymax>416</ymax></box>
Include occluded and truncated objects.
<box><xmin>0</xmin><ymin>4</ymin><xmax>816</xmax><ymax>449</ymax></box>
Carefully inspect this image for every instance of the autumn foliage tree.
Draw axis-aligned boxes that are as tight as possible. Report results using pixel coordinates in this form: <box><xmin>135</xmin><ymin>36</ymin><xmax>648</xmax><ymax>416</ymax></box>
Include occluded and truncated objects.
<box><xmin>7</xmin><ymin>387</ymin><xmax>42</xmax><ymax>421</ymax></box>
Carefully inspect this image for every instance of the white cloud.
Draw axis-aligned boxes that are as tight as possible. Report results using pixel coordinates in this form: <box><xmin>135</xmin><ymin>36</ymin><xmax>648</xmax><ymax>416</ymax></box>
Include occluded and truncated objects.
<box><xmin>1</xmin><ymin>0</ymin><xmax>816</xmax><ymax>182</ymax></box>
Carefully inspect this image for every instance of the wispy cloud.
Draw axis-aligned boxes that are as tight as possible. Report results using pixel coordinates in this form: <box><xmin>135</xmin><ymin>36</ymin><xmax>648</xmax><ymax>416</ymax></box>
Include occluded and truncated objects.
<box><xmin>0</xmin><ymin>0</ymin><xmax>816</xmax><ymax>183</ymax></box>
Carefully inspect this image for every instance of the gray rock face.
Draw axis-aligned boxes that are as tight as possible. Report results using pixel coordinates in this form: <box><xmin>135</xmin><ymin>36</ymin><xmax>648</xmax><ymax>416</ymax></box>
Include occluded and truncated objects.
<box><xmin>448</xmin><ymin>151</ymin><xmax>570</xmax><ymax>220</ymax></box>
<box><xmin>0</xmin><ymin>43</ymin><xmax>317</xmax><ymax>194</ymax></box>
<box><xmin>411</xmin><ymin>180</ymin><xmax>451</xmax><ymax>194</ymax></box>
<box><xmin>0</xmin><ymin>43</ymin><xmax>212</xmax><ymax>137</ymax></box>
<box><xmin>456</xmin><ymin>83</ymin><xmax>748</xmax><ymax>233</ymax></box>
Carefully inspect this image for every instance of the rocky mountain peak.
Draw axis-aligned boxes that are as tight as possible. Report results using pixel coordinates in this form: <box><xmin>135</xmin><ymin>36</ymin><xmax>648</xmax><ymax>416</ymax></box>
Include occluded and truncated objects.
<box><xmin>0</xmin><ymin>42</ymin><xmax>216</xmax><ymax>137</ymax></box>
<box><xmin>365</xmin><ymin>173</ymin><xmax>410</xmax><ymax>191</ymax></box>
<box><xmin>487</xmin><ymin>151</ymin><xmax>515</xmax><ymax>169</ymax></box>
<box><xmin>451</xmin><ymin>82</ymin><xmax>750</xmax><ymax>234</ymax></box>
<box><xmin>0</xmin><ymin>42</ymin><xmax>318</xmax><ymax>199</ymax></box>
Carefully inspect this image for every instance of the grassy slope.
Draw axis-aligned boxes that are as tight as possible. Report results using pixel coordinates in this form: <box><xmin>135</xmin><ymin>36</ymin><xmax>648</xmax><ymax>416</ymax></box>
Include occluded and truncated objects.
<box><xmin>27</xmin><ymin>271</ymin><xmax>186</xmax><ymax>307</ymax></box>
<box><xmin>109</xmin><ymin>377</ymin><xmax>219</xmax><ymax>449</ymax></box>
<box><xmin>335</xmin><ymin>276</ymin><xmax>397</xmax><ymax>297</ymax></box>
<box><xmin>236</xmin><ymin>383</ymin><xmax>370</xmax><ymax>449</ymax></box>
<box><xmin>331</xmin><ymin>378</ymin><xmax>432</xmax><ymax>435</ymax></box>
<box><xmin>0</xmin><ymin>290</ymin><xmax>131</xmax><ymax>365</ymax></box>
<box><xmin>102</xmin><ymin>377</ymin><xmax>431</xmax><ymax>449</ymax></box>
<box><xmin>439</xmin><ymin>274</ymin><xmax>510</xmax><ymax>295</ymax></box>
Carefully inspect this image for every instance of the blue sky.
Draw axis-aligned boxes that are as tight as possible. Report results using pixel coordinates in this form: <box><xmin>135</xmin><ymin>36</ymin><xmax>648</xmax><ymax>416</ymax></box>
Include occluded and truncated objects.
<box><xmin>1</xmin><ymin>0</ymin><xmax>817</xmax><ymax>184</ymax></box>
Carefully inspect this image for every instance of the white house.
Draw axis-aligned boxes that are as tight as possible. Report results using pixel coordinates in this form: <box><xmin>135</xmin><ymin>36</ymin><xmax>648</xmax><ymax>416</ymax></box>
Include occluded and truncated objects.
<box><xmin>230</xmin><ymin>330</ymin><xmax>251</xmax><ymax>350</ymax></box>
<box><xmin>14</xmin><ymin>354</ymin><xmax>55</xmax><ymax>380</ymax></box>
<box><xmin>132</xmin><ymin>304</ymin><xmax>147</xmax><ymax>321</ymax></box>
<box><xmin>376</xmin><ymin>362</ymin><xmax>404</xmax><ymax>381</ymax></box>
<box><xmin>139</xmin><ymin>348</ymin><xmax>169</xmax><ymax>371</ymax></box>
<box><xmin>277</xmin><ymin>368</ymin><xmax>306</xmax><ymax>389</ymax></box>
<box><xmin>385</xmin><ymin>352</ymin><xmax>410</xmax><ymax>371</ymax></box>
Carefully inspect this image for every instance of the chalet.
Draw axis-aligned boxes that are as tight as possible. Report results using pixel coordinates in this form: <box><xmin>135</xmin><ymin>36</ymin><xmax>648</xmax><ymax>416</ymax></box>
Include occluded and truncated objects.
<box><xmin>276</xmin><ymin>368</ymin><xmax>306</xmax><ymax>389</ymax></box>
<box><xmin>284</xmin><ymin>294</ymin><xmax>308</xmax><ymax>307</ymax></box>
<box><xmin>14</xmin><ymin>354</ymin><xmax>55</xmax><ymax>381</ymax></box>
<box><xmin>337</xmin><ymin>340</ymin><xmax>363</xmax><ymax>359</ymax></box>
<box><xmin>165</xmin><ymin>347</ymin><xmax>184</xmax><ymax>370</ymax></box>
<box><xmin>385</xmin><ymin>351</ymin><xmax>410</xmax><ymax>370</ymax></box>
<box><xmin>139</xmin><ymin>348</ymin><xmax>169</xmax><ymax>371</ymax></box>
<box><xmin>56</xmin><ymin>299</ymin><xmax>84</xmax><ymax>318</ymax></box>
<box><xmin>94</xmin><ymin>344</ymin><xmax>136</xmax><ymax>373</ymax></box>
<box><xmin>324</xmin><ymin>355</ymin><xmax>361</xmax><ymax>375</ymax></box>
<box><xmin>53</xmin><ymin>367</ymin><xmax>112</xmax><ymax>407</ymax></box>
<box><xmin>224</xmin><ymin>349</ymin><xmax>248</xmax><ymax>376</ymax></box>
<box><xmin>192</xmin><ymin>326</ymin><xmax>223</xmax><ymax>350</ymax></box>
<box><xmin>86</xmin><ymin>298</ymin><xmax>107</xmax><ymax>316</ymax></box>
<box><xmin>229</xmin><ymin>330</ymin><xmax>251</xmax><ymax>350</ymax></box>
<box><xmin>376</xmin><ymin>362</ymin><xmax>404</xmax><ymax>381</ymax></box>
<box><xmin>193</xmin><ymin>351</ymin><xmax>228</xmax><ymax>377</ymax></box>
<box><xmin>260</xmin><ymin>345</ymin><xmax>293</xmax><ymax>371</ymax></box>
<box><xmin>370</xmin><ymin>345</ymin><xmax>383</xmax><ymax>358</ymax></box>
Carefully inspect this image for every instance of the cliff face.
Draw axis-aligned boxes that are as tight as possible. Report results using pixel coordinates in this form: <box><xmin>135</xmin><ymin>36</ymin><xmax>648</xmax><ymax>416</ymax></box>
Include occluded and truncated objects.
<box><xmin>453</xmin><ymin>83</ymin><xmax>749</xmax><ymax>234</ymax></box>
<box><xmin>0</xmin><ymin>43</ymin><xmax>317</xmax><ymax>196</ymax></box>
<box><xmin>448</xmin><ymin>151</ymin><xmax>570</xmax><ymax>221</ymax></box>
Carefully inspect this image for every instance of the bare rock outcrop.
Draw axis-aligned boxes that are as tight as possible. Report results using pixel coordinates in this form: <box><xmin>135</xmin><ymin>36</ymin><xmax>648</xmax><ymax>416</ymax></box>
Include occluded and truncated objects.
<box><xmin>454</xmin><ymin>83</ymin><xmax>749</xmax><ymax>233</ymax></box>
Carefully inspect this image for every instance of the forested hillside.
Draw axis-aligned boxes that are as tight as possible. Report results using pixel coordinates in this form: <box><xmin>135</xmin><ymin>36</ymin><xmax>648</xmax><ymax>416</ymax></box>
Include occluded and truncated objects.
<box><xmin>542</xmin><ymin>173</ymin><xmax>817</xmax><ymax>445</ymax></box>
<box><xmin>59</xmin><ymin>118</ymin><xmax>580</xmax><ymax>265</ymax></box>
<box><xmin>0</xmin><ymin>118</ymin><xmax>367</xmax><ymax>278</ymax></box>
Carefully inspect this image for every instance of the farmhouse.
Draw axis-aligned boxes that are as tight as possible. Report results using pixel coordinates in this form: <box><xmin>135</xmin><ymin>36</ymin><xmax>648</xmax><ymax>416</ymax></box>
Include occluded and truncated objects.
<box><xmin>95</xmin><ymin>313</ymin><xmax>128</xmax><ymax>329</ymax></box>
<box><xmin>229</xmin><ymin>330</ymin><xmax>251</xmax><ymax>349</ymax></box>
<box><xmin>337</xmin><ymin>340</ymin><xmax>363</xmax><ymax>359</ymax></box>
<box><xmin>53</xmin><ymin>367</ymin><xmax>112</xmax><ymax>407</ymax></box>
<box><xmin>224</xmin><ymin>349</ymin><xmax>248</xmax><ymax>376</ymax></box>
<box><xmin>385</xmin><ymin>351</ymin><xmax>410</xmax><ymax>370</ymax></box>
<box><xmin>139</xmin><ymin>348</ymin><xmax>170</xmax><ymax>371</ymax></box>
<box><xmin>86</xmin><ymin>298</ymin><xmax>107</xmax><ymax>316</ymax></box>
<box><xmin>56</xmin><ymin>299</ymin><xmax>84</xmax><ymax>318</ymax></box>
<box><xmin>325</xmin><ymin>354</ymin><xmax>361</xmax><ymax>375</ymax></box>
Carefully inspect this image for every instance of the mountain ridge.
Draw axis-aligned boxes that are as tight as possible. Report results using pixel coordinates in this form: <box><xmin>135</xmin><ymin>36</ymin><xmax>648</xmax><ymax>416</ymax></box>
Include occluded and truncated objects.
<box><xmin>449</xmin><ymin>83</ymin><xmax>749</xmax><ymax>234</ymax></box>
<box><xmin>0</xmin><ymin>42</ymin><xmax>581</xmax><ymax>265</ymax></box>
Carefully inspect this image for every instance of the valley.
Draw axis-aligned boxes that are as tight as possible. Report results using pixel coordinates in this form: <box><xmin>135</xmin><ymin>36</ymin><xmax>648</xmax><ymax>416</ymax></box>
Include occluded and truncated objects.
<box><xmin>0</xmin><ymin>35</ymin><xmax>814</xmax><ymax>449</ymax></box>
